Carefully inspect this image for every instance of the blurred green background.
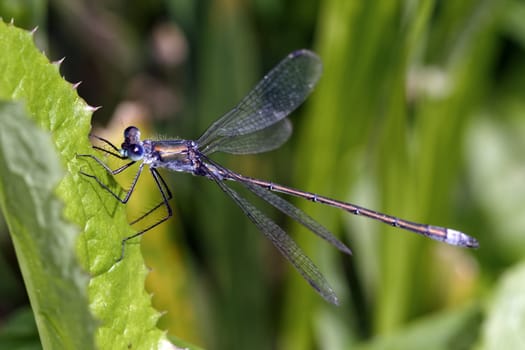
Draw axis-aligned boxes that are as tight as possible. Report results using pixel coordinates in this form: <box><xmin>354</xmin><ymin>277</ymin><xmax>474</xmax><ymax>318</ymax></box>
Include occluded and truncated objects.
<box><xmin>1</xmin><ymin>0</ymin><xmax>525</xmax><ymax>349</ymax></box>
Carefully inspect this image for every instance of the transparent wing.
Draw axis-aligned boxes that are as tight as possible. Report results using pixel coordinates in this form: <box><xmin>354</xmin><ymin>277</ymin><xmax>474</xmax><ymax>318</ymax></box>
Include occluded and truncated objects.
<box><xmin>208</xmin><ymin>169</ymin><xmax>339</xmax><ymax>305</ymax></box>
<box><xmin>202</xmin><ymin>119</ymin><xmax>292</xmax><ymax>155</ymax></box>
<box><xmin>241</xmin><ymin>180</ymin><xmax>352</xmax><ymax>255</ymax></box>
<box><xmin>197</xmin><ymin>49</ymin><xmax>322</xmax><ymax>153</ymax></box>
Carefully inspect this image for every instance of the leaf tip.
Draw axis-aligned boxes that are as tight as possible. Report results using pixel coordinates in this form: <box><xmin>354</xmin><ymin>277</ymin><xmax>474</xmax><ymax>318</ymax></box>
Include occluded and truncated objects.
<box><xmin>53</xmin><ymin>57</ymin><xmax>66</xmax><ymax>67</ymax></box>
<box><xmin>85</xmin><ymin>105</ymin><xmax>102</xmax><ymax>112</ymax></box>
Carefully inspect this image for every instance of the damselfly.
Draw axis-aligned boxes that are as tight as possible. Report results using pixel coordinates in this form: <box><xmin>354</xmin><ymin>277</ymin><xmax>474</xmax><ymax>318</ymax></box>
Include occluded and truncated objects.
<box><xmin>79</xmin><ymin>50</ymin><xmax>478</xmax><ymax>305</ymax></box>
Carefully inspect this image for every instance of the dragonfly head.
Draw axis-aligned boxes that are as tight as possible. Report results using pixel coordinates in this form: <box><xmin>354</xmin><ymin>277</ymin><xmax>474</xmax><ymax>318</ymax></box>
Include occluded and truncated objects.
<box><xmin>120</xmin><ymin>126</ymin><xmax>144</xmax><ymax>161</ymax></box>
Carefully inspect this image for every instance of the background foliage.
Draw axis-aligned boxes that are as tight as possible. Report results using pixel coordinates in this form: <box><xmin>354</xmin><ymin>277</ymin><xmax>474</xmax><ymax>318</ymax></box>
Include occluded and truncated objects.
<box><xmin>1</xmin><ymin>0</ymin><xmax>524</xmax><ymax>349</ymax></box>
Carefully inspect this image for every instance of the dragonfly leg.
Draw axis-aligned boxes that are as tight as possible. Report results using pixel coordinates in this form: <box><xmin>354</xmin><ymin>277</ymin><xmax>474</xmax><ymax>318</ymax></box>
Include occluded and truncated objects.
<box><xmin>78</xmin><ymin>153</ymin><xmax>142</xmax><ymax>204</ymax></box>
<box><xmin>118</xmin><ymin>167</ymin><xmax>173</xmax><ymax>261</ymax></box>
<box><xmin>129</xmin><ymin>168</ymin><xmax>173</xmax><ymax>225</ymax></box>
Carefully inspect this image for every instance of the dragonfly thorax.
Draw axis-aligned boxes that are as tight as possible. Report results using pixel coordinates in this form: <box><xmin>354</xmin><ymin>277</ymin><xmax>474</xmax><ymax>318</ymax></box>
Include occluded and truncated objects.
<box><xmin>146</xmin><ymin>139</ymin><xmax>200</xmax><ymax>174</ymax></box>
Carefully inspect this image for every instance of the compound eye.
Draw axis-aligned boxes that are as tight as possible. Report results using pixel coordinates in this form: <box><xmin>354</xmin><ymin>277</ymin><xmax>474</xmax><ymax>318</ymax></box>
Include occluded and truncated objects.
<box><xmin>124</xmin><ymin>126</ymin><xmax>141</xmax><ymax>143</ymax></box>
<box><xmin>128</xmin><ymin>144</ymin><xmax>144</xmax><ymax>161</ymax></box>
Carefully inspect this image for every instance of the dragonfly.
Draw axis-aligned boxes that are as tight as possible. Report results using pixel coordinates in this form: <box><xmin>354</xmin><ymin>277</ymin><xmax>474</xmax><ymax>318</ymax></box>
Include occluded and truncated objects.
<box><xmin>79</xmin><ymin>49</ymin><xmax>479</xmax><ymax>305</ymax></box>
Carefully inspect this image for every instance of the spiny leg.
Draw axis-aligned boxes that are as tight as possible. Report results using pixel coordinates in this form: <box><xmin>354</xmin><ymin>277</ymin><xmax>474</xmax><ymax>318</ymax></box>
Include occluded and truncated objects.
<box><xmin>91</xmin><ymin>145</ymin><xmax>125</xmax><ymax>159</ymax></box>
<box><xmin>129</xmin><ymin>168</ymin><xmax>173</xmax><ymax>225</ymax></box>
<box><xmin>89</xmin><ymin>134</ymin><xmax>122</xmax><ymax>154</ymax></box>
<box><xmin>82</xmin><ymin>155</ymin><xmax>172</xmax><ymax>224</ymax></box>
<box><xmin>78</xmin><ymin>155</ymin><xmax>143</xmax><ymax>204</ymax></box>
<box><xmin>118</xmin><ymin>167</ymin><xmax>173</xmax><ymax>261</ymax></box>
<box><xmin>78</xmin><ymin>153</ymin><xmax>135</xmax><ymax>175</ymax></box>
<box><xmin>77</xmin><ymin>134</ymin><xmax>138</xmax><ymax>201</ymax></box>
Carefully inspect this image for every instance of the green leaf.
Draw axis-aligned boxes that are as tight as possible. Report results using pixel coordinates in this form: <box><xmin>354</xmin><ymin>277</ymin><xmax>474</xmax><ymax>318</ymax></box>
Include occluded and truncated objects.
<box><xmin>0</xmin><ymin>21</ymin><xmax>172</xmax><ymax>349</ymax></box>
<box><xmin>482</xmin><ymin>262</ymin><xmax>525</xmax><ymax>349</ymax></box>
<box><xmin>0</xmin><ymin>101</ymin><xmax>94</xmax><ymax>349</ymax></box>
<box><xmin>354</xmin><ymin>303</ymin><xmax>481</xmax><ymax>350</ymax></box>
